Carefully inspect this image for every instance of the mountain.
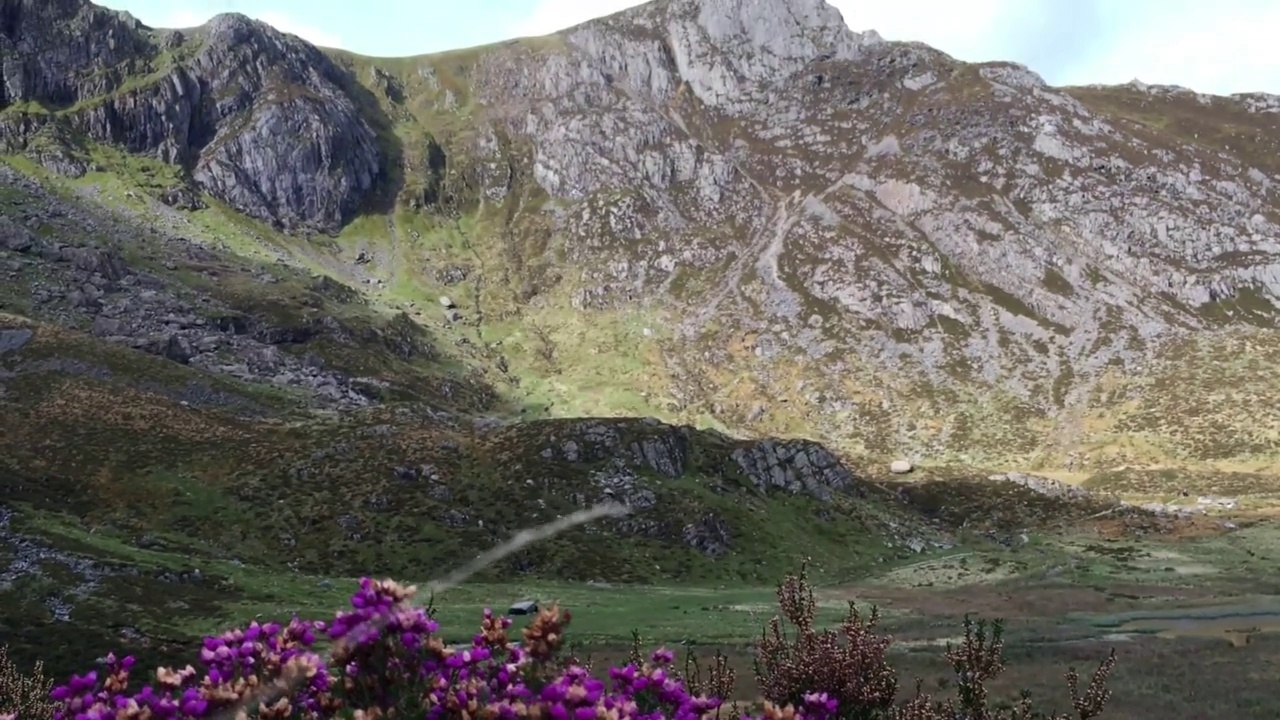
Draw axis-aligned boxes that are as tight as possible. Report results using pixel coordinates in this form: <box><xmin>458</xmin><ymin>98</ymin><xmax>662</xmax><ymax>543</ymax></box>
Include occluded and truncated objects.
<box><xmin>8</xmin><ymin>0</ymin><xmax>1279</xmax><ymax>471</ymax></box>
<box><xmin>0</xmin><ymin>0</ymin><xmax>1277</xmax><ymax>679</ymax></box>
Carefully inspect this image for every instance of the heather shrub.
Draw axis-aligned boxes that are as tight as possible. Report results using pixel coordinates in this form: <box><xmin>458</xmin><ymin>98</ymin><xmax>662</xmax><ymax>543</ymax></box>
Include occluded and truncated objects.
<box><xmin>753</xmin><ymin>561</ymin><xmax>897</xmax><ymax>717</ymax></box>
<box><xmin>0</xmin><ymin>645</ymin><xmax>53</xmax><ymax>720</ymax></box>
<box><xmin>25</xmin><ymin>564</ymin><xmax>1118</xmax><ymax>720</ymax></box>
<box><xmin>752</xmin><ymin>562</ymin><xmax>1117</xmax><ymax>720</ymax></box>
<box><xmin>39</xmin><ymin>578</ymin><xmax>730</xmax><ymax>720</ymax></box>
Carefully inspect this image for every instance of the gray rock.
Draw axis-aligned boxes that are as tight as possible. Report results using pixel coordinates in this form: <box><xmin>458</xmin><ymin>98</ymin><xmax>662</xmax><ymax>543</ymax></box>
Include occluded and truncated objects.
<box><xmin>0</xmin><ymin>217</ymin><xmax>35</xmax><ymax>253</ymax></box>
<box><xmin>145</xmin><ymin>333</ymin><xmax>194</xmax><ymax>364</ymax></box>
<box><xmin>436</xmin><ymin>264</ymin><xmax>469</xmax><ymax>285</ymax></box>
<box><xmin>731</xmin><ymin>438</ymin><xmax>858</xmax><ymax>502</ymax></box>
<box><xmin>628</xmin><ymin>431</ymin><xmax>689</xmax><ymax>477</ymax></box>
<box><xmin>90</xmin><ymin>317</ymin><xmax>122</xmax><ymax>336</ymax></box>
<box><xmin>64</xmin><ymin>247</ymin><xmax>128</xmax><ymax>281</ymax></box>
<box><xmin>0</xmin><ymin>328</ymin><xmax>33</xmax><ymax>354</ymax></box>
<box><xmin>682</xmin><ymin>513</ymin><xmax>732</xmax><ymax>557</ymax></box>
<box><xmin>0</xmin><ymin>3</ymin><xmax>383</xmax><ymax>232</ymax></box>
<box><xmin>992</xmin><ymin>472</ymin><xmax>1093</xmax><ymax>501</ymax></box>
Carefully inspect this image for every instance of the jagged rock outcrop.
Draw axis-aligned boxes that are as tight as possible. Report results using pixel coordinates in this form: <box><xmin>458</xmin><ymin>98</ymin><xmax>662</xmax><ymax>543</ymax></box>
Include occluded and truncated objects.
<box><xmin>533</xmin><ymin>0</ymin><xmax>885</xmax><ymax>110</ymax></box>
<box><xmin>0</xmin><ymin>0</ymin><xmax>383</xmax><ymax>231</ymax></box>
<box><xmin>730</xmin><ymin>437</ymin><xmax>858</xmax><ymax>501</ymax></box>
<box><xmin>541</xmin><ymin>417</ymin><xmax>861</xmax><ymax>503</ymax></box>
<box><xmin>0</xmin><ymin>0</ymin><xmax>152</xmax><ymax>106</ymax></box>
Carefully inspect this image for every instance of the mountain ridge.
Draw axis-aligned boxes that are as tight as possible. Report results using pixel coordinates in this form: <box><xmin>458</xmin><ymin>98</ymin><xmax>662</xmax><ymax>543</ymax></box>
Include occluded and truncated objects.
<box><xmin>3</xmin><ymin>0</ymin><xmax>1280</xmax><ymax>469</ymax></box>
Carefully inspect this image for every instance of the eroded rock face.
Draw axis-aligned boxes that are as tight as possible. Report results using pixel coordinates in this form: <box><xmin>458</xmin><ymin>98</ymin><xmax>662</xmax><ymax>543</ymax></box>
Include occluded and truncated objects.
<box><xmin>0</xmin><ymin>0</ymin><xmax>152</xmax><ymax>107</ymax></box>
<box><xmin>553</xmin><ymin>0</ymin><xmax>883</xmax><ymax>109</ymax></box>
<box><xmin>731</xmin><ymin>438</ymin><xmax>857</xmax><ymax>501</ymax></box>
<box><xmin>0</xmin><ymin>1</ymin><xmax>382</xmax><ymax>232</ymax></box>
<box><xmin>484</xmin><ymin>2</ymin><xmax>1280</xmax><ymax>344</ymax></box>
<box><xmin>542</xmin><ymin>418</ymin><xmax>860</xmax><ymax>504</ymax></box>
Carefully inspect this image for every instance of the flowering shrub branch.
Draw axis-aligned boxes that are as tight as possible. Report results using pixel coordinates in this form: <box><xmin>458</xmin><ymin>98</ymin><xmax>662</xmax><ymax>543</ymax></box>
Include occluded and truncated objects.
<box><xmin>753</xmin><ymin>560</ymin><xmax>897</xmax><ymax>719</ymax></box>
<box><xmin>9</xmin><ymin>564</ymin><xmax>1119</xmax><ymax>720</ymax></box>
<box><xmin>0</xmin><ymin>645</ymin><xmax>53</xmax><ymax>720</ymax></box>
<box><xmin>751</xmin><ymin>561</ymin><xmax>1117</xmax><ymax>720</ymax></box>
<box><xmin>32</xmin><ymin>578</ymin><xmax>729</xmax><ymax>720</ymax></box>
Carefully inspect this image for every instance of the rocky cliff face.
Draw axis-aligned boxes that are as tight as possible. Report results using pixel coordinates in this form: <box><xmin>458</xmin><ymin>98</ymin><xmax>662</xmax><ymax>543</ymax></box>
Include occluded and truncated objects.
<box><xmin>0</xmin><ymin>0</ymin><xmax>383</xmax><ymax>231</ymax></box>
<box><xmin>466</xmin><ymin>0</ymin><xmax>1280</xmax><ymax>357</ymax></box>
<box><xmin>452</xmin><ymin>0</ymin><xmax>1280</xmax><ymax>466</ymax></box>
<box><xmin>4</xmin><ymin>0</ymin><xmax>1280</xmax><ymax>468</ymax></box>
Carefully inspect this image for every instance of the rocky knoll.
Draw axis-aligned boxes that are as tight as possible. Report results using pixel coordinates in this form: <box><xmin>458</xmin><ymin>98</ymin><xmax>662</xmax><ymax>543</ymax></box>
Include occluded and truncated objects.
<box><xmin>0</xmin><ymin>0</ymin><xmax>383</xmax><ymax>231</ymax></box>
<box><xmin>0</xmin><ymin>159</ymin><xmax>963</xmax><ymax>584</ymax></box>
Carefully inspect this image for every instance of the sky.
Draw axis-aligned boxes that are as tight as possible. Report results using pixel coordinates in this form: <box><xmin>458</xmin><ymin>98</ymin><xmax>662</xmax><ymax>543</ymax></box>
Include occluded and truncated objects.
<box><xmin>94</xmin><ymin>0</ymin><xmax>1280</xmax><ymax>96</ymax></box>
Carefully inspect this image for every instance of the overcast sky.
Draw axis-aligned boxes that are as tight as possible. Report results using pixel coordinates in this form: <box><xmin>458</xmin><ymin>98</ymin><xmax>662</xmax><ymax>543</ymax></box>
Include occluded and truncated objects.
<box><xmin>96</xmin><ymin>0</ymin><xmax>1280</xmax><ymax>95</ymax></box>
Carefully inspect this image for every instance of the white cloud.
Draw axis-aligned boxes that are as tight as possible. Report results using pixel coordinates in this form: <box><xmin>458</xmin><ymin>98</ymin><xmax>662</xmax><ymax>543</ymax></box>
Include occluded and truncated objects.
<box><xmin>510</xmin><ymin>0</ymin><xmax>1280</xmax><ymax>95</ymax></box>
<box><xmin>140</xmin><ymin>6</ymin><xmax>344</xmax><ymax>49</ymax></box>
<box><xmin>1061</xmin><ymin>2</ymin><xmax>1280</xmax><ymax>95</ymax></box>
<box><xmin>254</xmin><ymin>10</ymin><xmax>344</xmax><ymax>48</ymax></box>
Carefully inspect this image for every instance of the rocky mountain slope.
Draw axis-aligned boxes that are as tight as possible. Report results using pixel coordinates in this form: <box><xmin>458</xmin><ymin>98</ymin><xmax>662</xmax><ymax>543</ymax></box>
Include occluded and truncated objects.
<box><xmin>5</xmin><ymin>0</ymin><xmax>1280</xmax><ymax>471</ymax></box>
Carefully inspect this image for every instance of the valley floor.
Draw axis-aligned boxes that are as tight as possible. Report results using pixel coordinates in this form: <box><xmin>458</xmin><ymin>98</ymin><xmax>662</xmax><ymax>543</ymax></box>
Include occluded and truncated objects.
<box><xmin>3</xmin><ymin>502</ymin><xmax>1279</xmax><ymax>718</ymax></box>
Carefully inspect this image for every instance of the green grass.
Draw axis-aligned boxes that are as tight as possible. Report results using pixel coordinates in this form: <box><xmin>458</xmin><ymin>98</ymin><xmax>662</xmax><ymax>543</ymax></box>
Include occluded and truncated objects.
<box><xmin>6</xmin><ymin>491</ymin><xmax>1280</xmax><ymax>683</ymax></box>
<box><xmin>0</xmin><ymin>500</ymin><xmax>879</xmax><ymax>679</ymax></box>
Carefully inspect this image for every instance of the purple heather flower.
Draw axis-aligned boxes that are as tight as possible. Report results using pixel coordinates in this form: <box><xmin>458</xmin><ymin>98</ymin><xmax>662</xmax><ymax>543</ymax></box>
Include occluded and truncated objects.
<box><xmin>47</xmin><ymin>577</ymin><xmax>764</xmax><ymax>720</ymax></box>
<box><xmin>651</xmin><ymin>647</ymin><xmax>675</xmax><ymax>665</ymax></box>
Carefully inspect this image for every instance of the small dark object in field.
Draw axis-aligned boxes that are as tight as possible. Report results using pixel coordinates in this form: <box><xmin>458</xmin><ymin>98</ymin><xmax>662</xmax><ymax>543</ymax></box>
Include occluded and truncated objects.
<box><xmin>508</xmin><ymin>599</ymin><xmax>539</xmax><ymax>615</ymax></box>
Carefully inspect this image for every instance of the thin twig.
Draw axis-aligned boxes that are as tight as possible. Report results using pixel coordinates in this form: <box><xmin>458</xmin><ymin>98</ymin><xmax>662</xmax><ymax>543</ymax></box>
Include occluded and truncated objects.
<box><xmin>207</xmin><ymin>502</ymin><xmax>631</xmax><ymax>720</ymax></box>
<box><xmin>422</xmin><ymin>502</ymin><xmax>630</xmax><ymax>596</ymax></box>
